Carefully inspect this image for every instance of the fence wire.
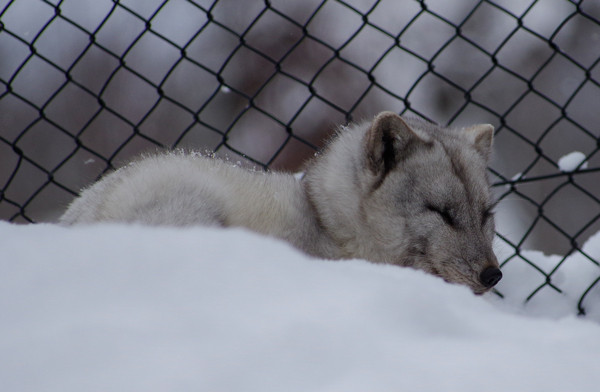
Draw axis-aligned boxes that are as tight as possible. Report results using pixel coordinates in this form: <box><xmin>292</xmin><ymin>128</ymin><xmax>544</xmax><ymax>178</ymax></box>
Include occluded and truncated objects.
<box><xmin>1</xmin><ymin>0</ymin><xmax>599</xmax><ymax>315</ymax></box>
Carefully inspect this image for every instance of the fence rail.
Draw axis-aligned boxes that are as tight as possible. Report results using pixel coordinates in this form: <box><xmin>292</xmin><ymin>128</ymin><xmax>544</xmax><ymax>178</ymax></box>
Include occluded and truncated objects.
<box><xmin>1</xmin><ymin>0</ymin><xmax>599</xmax><ymax>315</ymax></box>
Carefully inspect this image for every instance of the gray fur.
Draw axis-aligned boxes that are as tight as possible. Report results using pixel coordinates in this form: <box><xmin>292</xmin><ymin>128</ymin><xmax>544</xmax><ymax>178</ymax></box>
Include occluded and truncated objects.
<box><xmin>61</xmin><ymin>111</ymin><xmax>500</xmax><ymax>293</ymax></box>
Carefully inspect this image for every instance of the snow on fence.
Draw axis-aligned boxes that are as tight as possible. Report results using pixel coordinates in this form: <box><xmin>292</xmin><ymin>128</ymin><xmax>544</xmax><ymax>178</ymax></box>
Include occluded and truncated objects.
<box><xmin>1</xmin><ymin>0</ymin><xmax>599</xmax><ymax>314</ymax></box>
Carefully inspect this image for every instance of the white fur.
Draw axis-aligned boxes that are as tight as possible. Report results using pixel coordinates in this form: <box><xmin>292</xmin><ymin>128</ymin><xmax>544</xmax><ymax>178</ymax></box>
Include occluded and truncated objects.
<box><xmin>61</xmin><ymin>152</ymin><xmax>339</xmax><ymax>257</ymax></box>
<box><xmin>61</xmin><ymin>112</ymin><xmax>501</xmax><ymax>293</ymax></box>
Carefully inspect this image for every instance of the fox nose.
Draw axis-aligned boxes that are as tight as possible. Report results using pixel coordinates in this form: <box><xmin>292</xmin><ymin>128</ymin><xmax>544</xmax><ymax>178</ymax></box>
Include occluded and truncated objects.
<box><xmin>479</xmin><ymin>266</ymin><xmax>502</xmax><ymax>288</ymax></box>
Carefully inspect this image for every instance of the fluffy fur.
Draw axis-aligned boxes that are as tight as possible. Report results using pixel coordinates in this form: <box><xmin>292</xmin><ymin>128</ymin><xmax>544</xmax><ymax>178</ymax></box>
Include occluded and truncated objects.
<box><xmin>61</xmin><ymin>112</ymin><xmax>502</xmax><ymax>293</ymax></box>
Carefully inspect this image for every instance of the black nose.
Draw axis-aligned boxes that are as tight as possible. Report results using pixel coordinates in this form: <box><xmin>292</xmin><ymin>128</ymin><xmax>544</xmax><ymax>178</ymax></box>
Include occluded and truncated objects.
<box><xmin>479</xmin><ymin>267</ymin><xmax>502</xmax><ymax>288</ymax></box>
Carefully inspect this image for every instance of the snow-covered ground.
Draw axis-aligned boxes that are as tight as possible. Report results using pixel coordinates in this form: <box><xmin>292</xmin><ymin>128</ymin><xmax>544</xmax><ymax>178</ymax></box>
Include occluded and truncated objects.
<box><xmin>2</xmin><ymin>222</ymin><xmax>600</xmax><ymax>391</ymax></box>
<box><xmin>493</xmin><ymin>231</ymin><xmax>600</xmax><ymax>321</ymax></box>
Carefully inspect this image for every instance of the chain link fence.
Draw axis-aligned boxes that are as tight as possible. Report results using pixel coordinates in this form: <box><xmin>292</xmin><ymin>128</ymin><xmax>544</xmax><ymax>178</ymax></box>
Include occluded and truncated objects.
<box><xmin>1</xmin><ymin>0</ymin><xmax>599</xmax><ymax>315</ymax></box>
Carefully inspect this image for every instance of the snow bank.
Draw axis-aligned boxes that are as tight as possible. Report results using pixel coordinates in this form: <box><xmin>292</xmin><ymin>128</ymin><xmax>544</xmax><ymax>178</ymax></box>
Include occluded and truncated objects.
<box><xmin>493</xmin><ymin>233</ymin><xmax>600</xmax><ymax>321</ymax></box>
<box><xmin>2</xmin><ymin>222</ymin><xmax>600</xmax><ymax>391</ymax></box>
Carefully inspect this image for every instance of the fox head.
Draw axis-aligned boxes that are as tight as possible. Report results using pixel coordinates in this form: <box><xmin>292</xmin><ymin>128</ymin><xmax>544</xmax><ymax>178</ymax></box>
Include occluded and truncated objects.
<box><xmin>306</xmin><ymin>111</ymin><xmax>501</xmax><ymax>294</ymax></box>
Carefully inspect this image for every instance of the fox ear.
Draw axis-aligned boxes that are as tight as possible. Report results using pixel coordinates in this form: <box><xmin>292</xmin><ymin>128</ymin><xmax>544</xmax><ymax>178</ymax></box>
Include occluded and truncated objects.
<box><xmin>463</xmin><ymin>124</ymin><xmax>494</xmax><ymax>161</ymax></box>
<box><xmin>365</xmin><ymin>111</ymin><xmax>424</xmax><ymax>176</ymax></box>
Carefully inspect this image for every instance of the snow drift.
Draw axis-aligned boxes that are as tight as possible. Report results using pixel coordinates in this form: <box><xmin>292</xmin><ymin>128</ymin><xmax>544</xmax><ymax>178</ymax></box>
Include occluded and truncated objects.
<box><xmin>1</xmin><ymin>222</ymin><xmax>600</xmax><ymax>391</ymax></box>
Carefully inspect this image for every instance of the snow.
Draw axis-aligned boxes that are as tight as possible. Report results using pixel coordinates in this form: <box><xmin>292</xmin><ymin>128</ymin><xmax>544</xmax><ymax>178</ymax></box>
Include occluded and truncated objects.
<box><xmin>557</xmin><ymin>151</ymin><xmax>588</xmax><ymax>172</ymax></box>
<box><xmin>2</xmin><ymin>222</ymin><xmax>600</xmax><ymax>391</ymax></box>
<box><xmin>493</xmin><ymin>234</ymin><xmax>600</xmax><ymax>320</ymax></box>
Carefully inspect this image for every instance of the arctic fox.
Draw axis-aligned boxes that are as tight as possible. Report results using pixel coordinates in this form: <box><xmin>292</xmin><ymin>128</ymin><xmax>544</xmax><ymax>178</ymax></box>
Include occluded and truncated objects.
<box><xmin>61</xmin><ymin>111</ymin><xmax>502</xmax><ymax>293</ymax></box>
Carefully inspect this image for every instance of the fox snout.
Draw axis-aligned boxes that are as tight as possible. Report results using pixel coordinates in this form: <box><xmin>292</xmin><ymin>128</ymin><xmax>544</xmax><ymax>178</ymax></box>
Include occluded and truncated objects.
<box><xmin>479</xmin><ymin>266</ymin><xmax>502</xmax><ymax>288</ymax></box>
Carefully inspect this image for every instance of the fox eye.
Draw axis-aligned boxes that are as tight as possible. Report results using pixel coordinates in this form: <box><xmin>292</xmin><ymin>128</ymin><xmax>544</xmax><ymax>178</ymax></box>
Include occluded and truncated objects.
<box><xmin>482</xmin><ymin>207</ymin><xmax>495</xmax><ymax>226</ymax></box>
<box><xmin>426</xmin><ymin>204</ymin><xmax>455</xmax><ymax>227</ymax></box>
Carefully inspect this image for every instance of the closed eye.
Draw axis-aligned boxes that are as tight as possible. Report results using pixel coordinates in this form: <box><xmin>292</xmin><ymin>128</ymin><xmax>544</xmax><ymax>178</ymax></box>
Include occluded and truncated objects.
<box><xmin>426</xmin><ymin>204</ymin><xmax>455</xmax><ymax>227</ymax></box>
<box><xmin>482</xmin><ymin>208</ymin><xmax>495</xmax><ymax>226</ymax></box>
<box><xmin>482</xmin><ymin>201</ymin><xmax>498</xmax><ymax>226</ymax></box>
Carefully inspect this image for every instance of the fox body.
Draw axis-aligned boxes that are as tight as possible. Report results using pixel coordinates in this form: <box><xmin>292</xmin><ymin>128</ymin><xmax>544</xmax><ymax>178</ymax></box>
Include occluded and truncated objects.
<box><xmin>61</xmin><ymin>112</ymin><xmax>502</xmax><ymax>293</ymax></box>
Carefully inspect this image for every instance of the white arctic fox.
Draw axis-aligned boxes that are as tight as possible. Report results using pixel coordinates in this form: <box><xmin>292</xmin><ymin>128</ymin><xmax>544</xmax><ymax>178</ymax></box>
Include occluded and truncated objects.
<box><xmin>61</xmin><ymin>111</ymin><xmax>502</xmax><ymax>293</ymax></box>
